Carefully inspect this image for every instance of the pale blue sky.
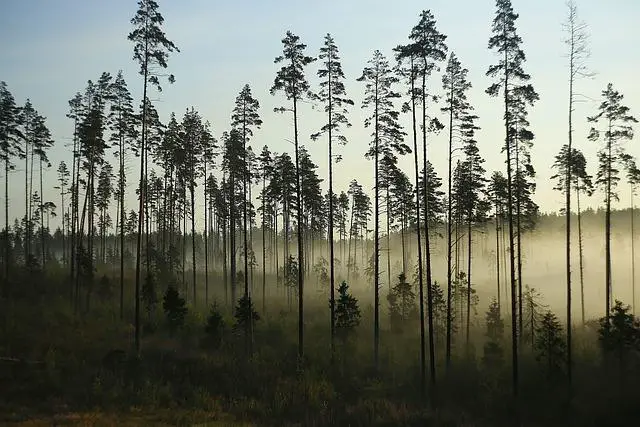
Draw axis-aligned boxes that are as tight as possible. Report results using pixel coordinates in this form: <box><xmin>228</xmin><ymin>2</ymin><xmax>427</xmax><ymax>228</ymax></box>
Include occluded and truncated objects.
<box><xmin>1</xmin><ymin>0</ymin><xmax>639</xmax><ymax>229</ymax></box>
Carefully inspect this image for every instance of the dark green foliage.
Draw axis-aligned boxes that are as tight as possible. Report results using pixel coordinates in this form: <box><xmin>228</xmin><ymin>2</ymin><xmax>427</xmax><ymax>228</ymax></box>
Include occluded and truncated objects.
<box><xmin>534</xmin><ymin>311</ymin><xmax>566</xmax><ymax>378</ymax></box>
<box><xmin>234</xmin><ymin>295</ymin><xmax>260</xmax><ymax>331</ymax></box>
<box><xmin>96</xmin><ymin>274</ymin><xmax>113</xmax><ymax>301</ymax></box>
<box><xmin>483</xmin><ymin>299</ymin><xmax>504</xmax><ymax>368</ymax></box>
<box><xmin>204</xmin><ymin>302</ymin><xmax>225</xmax><ymax>349</ymax></box>
<box><xmin>128</xmin><ymin>0</ymin><xmax>180</xmax><ymax>89</ymax></box>
<box><xmin>162</xmin><ymin>286</ymin><xmax>187</xmax><ymax>334</ymax></box>
<box><xmin>141</xmin><ymin>272</ymin><xmax>158</xmax><ymax>320</ymax></box>
<box><xmin>284</xmin><ymin>255</ymin><xmax>298</xmax><ymax>292</ymax></box>
<box><xmin>335</xmin><ymin>281</ymin><xmax>360</xmax><ymax>341</ymax></box>
<box><xmin>521</xmin><ymin>285</ymin><xmax>546</xmax><ymax>347</ymax></box>
<box><xmin>387</xmin><ymin>273</ymin><xmax>416</xmax><ymax>332</ymax></box>
<box><xmin>599</xmin><ymin>300</ymin><xmax>640</xmax><ymax>361</ymax></box>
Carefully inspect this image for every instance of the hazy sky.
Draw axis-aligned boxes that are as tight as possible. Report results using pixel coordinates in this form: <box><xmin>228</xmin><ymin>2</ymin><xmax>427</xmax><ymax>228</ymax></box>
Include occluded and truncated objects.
<box><xmin>1</xmin><ymin>0</ymin><xmax>639</xmax><ymax>228</ymax></box>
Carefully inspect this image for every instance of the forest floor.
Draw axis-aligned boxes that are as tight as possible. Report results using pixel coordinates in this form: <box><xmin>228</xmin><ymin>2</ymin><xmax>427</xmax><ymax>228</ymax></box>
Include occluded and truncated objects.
<box><xmin>3</xmin><ymin>410</ymin><xmax>250</xmax><ymax>426</ymax></box>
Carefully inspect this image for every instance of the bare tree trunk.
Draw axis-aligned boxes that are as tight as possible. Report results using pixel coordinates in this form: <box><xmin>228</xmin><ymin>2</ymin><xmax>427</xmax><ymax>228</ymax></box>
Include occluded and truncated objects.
<box><xmin>409</xmin><ymin>61</ymin><xmax>427</xmax><ymax>392</ymax></box>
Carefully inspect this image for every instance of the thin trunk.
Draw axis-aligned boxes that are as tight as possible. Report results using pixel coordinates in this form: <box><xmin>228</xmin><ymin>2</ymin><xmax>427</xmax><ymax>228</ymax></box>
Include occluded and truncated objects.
<box><xmin>190</xmin><ymin>185</ymin><xmax>196</xmax><ymax>308</ymax></box>
<box><xmin>262</xmin><ymin>173</ymin><xmax>267</xmax><ymax>315</ymax></box>
<box><xmin>204</xmin><ymin>162</ymin><xmax>209</xmax><ymax>306</ymax></box>
<box><xmin>446</xmin><ymin>81</ymin><xmax>454</xmax><ymax>369</ymax></box>
<box><xmin>577</xmin><ymin>189</ymin><xmax>585</xmax><ymax>326</ymax></box>
<box><xmin>39</xmin><ymin>158</ymin><xmax>45</xmax><ymax>265</ymax></box>
<box><xmin>386</xmin><ymin>187</ymin><xmax>391</xmax><ymax>292</ymax></box>
<box><xmin>373</xmin><ymin>79</ymin><xmax>380</xmax><ymax>370</ymax></box>
<box><xmin>566</xmin><ymin>39</ymin><xmax>574</xmax><ymax>382</ymax></box>
<box><xmin>328</xmin><ymin>64</ymin><xmax>336</xmax><ymax>356</ymax></box>
<box><xmin>504</xmin><ymin>39</ymin><xmax>519</xmax><ymax>395</ymax></box>
<box><xmin>409</xmin><ymin>60</ymin><xmax>427</xmax><ymax>392</ymax></box>
<box><xmin>4</xmin><ymin>157</ymin><xmax>9</xmax><ymax>283</ymax></box>
<box><xmin>631</xmin><ymin>186</ymin><xmax>636</xmax><ymax>315</ymax></box>
<box><xmin>495</xmin><ymin>204</ymin><xmax>501</xmax><ymax>311</ymax></box>
<box><xmin>466</xmin><ymin>214</ymin><xmax>472</xmax><ymax>351</ymax></box>
<box><xmin>134</xmin><ymin>53</ymin><xmax>149</xmax><ymax>356</ymax></box>
<box><xmin>605</xmin><ymin>121</ymin><xmax>612</xmax><ymax>321</ymax></box>
<box><xmin>422</xmin><ymin>69</ymin><xmax>436</xmax><ymax>384</ymax></box>
<box><xmin>293</xmin><ymin>92</ymin><xmax>304</xmax><ymax>361</ymax></box>
<box><xmin>230</xmin><ymin>171</ymin><xmax>237</xmax><ymax>313</ymax></box>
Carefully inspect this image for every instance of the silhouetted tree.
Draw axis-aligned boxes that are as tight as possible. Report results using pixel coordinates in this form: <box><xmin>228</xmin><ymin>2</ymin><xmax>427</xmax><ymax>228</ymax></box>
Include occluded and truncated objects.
<box><xmin>535</xmin><ymin>311</ymin><xmax>566</xmax><ymax>380</ymax></box>
<box><xmin>483</xmin><ymin>299</ymin><xmax>504</xmax><ymax>369</ymax></box>
<box><xmin>128</xmin><ymin>0</ymin><xmax>179</xmax><ymax>354</ymax></box>
<box><xmin>205</xmin><ymin>302</ymin><xmax>225</xmax><ymax>350</ymax></box>
<box><xmin>335</xmin><ymin>281</ymin><xmax>361</xmax><ymax>344</ymax></box>
<box><xmin>358</xmin><ymin>49</ymin><xmax>409</xmax><ymax>369</ymax></box>
<box><xmin>109</xmin><ymin>70</ymin><xmax>137</xmax><ymax>319</ymax></box>
<box><xmin>312</xmin><ymin>34</ymin><xmax>353</xmax><ymax>354</ymax></box>
<box><xmin>387</xmin><ymin>272</ymin><xmax>417</xmax><ymax>333</ymax></box>
<box><xmin>598</xmin><ymin>300</ymin><xmax>640</xmax><ymax>370</ymax></box>
<box><xmin>552</xmin><ymin>145</ymin><xmax>593</xmax><ymax>326</ymax></box>
<box><xmin>486</xmin><ymin>0</ymin><xmax>539</xmax><ymax>394</ymax></box>
<box><xmin>588</xmin><ymin>84</ymin><xmax>637</xmax><ymax>321</ymax></box>
<box><xmin>562</xmin><ymin>0</ymin><xmax>592</xmax><ymax>382</ymax></box>
<box><xmin>163</xmin><ymin>285</ymin><xmax>187</xmax><ymax>335</ymax></box>
<box><xmin>271</xmin><ymin>31</ymin><xmax>316</xmax><ymax>360</ymax></box>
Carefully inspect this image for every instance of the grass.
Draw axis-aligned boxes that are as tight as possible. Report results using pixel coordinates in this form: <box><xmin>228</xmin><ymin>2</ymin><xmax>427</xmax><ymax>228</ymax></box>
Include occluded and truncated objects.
<box><xmin>1</xmin><ymin>266</ymin><xmax>639</xmax><ymax>426</ymax></box>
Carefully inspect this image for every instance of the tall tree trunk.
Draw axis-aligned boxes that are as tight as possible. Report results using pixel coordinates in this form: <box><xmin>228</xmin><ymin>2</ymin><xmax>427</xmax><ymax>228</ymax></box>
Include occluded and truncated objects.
<box><xmin>328</xmin><ymin>75</ymin><xmax>336</xmax><ymax>355</ymax></box>
<box><xmin>293</xmin><ymin>92</ymin><xmax>305</xmax><ymax>361</ymax></box>
<box><xmin>190</xmin><ymin>185</ymin><xmax>196</xmax><ymax>307</ymax></box>
<box><xmin>631</xmin><ymin>186</ymin><xmax>636</xmax><ymax>315</ymax></box>
<box><xmin>230</xmin><ymin>171</ymin><xmax>237</xmax><ymax>313</ymax></box>
<box><xmin>134</xmin><ymin>62</ymin><xmax>149</xmax><ymax>356</ymax></box>
<box><xmin>504</xmin><ymin>43</ymin><xmax>519</xmax><ymax>395</ymax></box>
<box><xmin>204</xmin><ymin>163</ymin><xmax>209</xmax><ymax>306</ymax></box>
<box><xmin>4</xmin><ymin>157</ymin><xmax>9</xmax><ymax>284</ymax></box>
<box><xmin>409</xmin><ymin>60</ymin><xmax>428</xmax><ymax>392</ymax></box>
<box><xmin>39</xmin><ymin>158</ymin><xmax>45</xmax><ymax>266</ymax></box>
<box><xmin>577</xmin><ymin>188</ymin><xmax>585</xmax><ymax>325</ymax></box>
<box><xmin>422</xmin><ymin>71</ymin><xmax>436</xmax><ymax>384</ymax></box>
<box><xmin>373</xmin><ymin>83</ymin><xmax>380</xmax><ymax>370</ymax></box>
<box><xmin>262</xmin><ymin>174</ymin><xmax>267</xmax><ymax>315</ymax></box>
<box><xmin>446</xmin><ymin>84</ymin><xmax>454</xmax><ymax>368</ymax></box>
<box><xmin>605</xmin><ymin>121</ymin><xmax>612</xmax><ymax>321</ymax></box>
<box><xmin>466</xmin><ymin>213</ymin><xmax>472</xmax><ymax>351</ymax></box>
<box><xmin>386</xmin><ymin>187</ymin><xmax>392</xmax><ymax>292</ymax></box>
<box><xmin>495</xmin><ymin>204</ymin><xmax>501</xmax><ymax>311</ymax></box>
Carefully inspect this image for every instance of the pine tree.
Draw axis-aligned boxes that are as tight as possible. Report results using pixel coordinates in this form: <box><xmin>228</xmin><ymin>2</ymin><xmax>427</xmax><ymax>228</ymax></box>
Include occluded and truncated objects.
<box><xmin>387</xmin><ymin>272</ymin><xmax>417</xmax><ymax>332</ymax></box>
<box><xmin>358</xmin><ymin>49</ymin><xmax>409</xmax><ymax>369</ymax></box>
<box><xmin>109</xmin><ymin>70</ymin><xmax>137</xmax><ymax>319</ymax></box>
<box><xmin>271</xmin><ymin>31</ymin><xmax>315</xmax><ymax>360</ymax></box>
<box><xmin>535</xmin><ymin>311</ymin><xmax>566</xmax><ymax>379</ymax></box>
<box><xmin>223</xmin><ymin>130</ymin><xmax>245</xmax><ymax>314</ymax></box>
<box><xmin>0</xmin><ymin>82</ymin><xmax>22</xmax><ymax>285</ymax></box>
<box><xmin>488</xmin><ymin>172</ymin><xmax>509</xmax><ymax>311</ymax></box>
<box><xmin>55</xmin><ymin>162</ymin><xmax>70</xmax><ymax>265</ymax></box>
<box><xmin>483</xmin><ymin>299</ymin><xmax>504</xmax><ymax>369</ymax></box>
<box><xmin>588</xmin><ymin>84</ymin><xmax>637</xmax><ymax>321</ymax></box>
<box><xmin>128</xmin><ymin>0</ymin><xmax>179</xmax><ymax>354</ymax></box>
<box><xmin>551</xmin><ymin>145</ymin><xmax>593</xmax><ymax>326</ymax></box>
<box><xmin>312</xmin><ymin>34</ymin><xmax>353</xmax><ymax>354</ymax></box>
<box><xmin>177</xmin><ymin>108</ymin><xmax>205</xmax><ymax>306</ymax></box>
<box><xmin>231</xmin><ymin>84</ymin><xmax>262</xmax><ymax>307</ymax></box>
<box><xmin>441</xmin><ymin>52</ymin><xmax>483</xmax><ymax>358</ymax></box>
<box><xmin>163</xmin><ymin>285</ymin><xmax>187</xmax><ymax>335</ymax></box>
<box><xmin>562</xmin><ymin>0</ymin><xmax>592</xmax><ymax>382</ymax></box>
<box><xmin>397</xmin><ymin>10</ymin><xmax>448</xmax><ymax>386</ymax></box>
<box><xmin>486</xmin><ymin>0</ymin><xmax>539</xmax><ymax>394</ymax></box>
<box><xmin>257</xmin><ymin>145</ymin><xmax>273</xmax><ymax>314</ymax></box>
<box><xmin>335</xmin><ymin>281</ymin><xmax>361</xmax><ymax>344</ymax></box>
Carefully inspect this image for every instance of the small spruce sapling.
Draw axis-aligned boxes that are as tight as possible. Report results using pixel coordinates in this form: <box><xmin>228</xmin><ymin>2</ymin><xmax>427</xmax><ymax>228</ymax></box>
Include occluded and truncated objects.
<box><xmin>335</xmin><ymin>281</ymin><xmax>361</xmax><ymax>344</ymax></box>
<box><xmin>163</xmin><ymin>286</ymin><xmax>187</xmax><ymax>335</ymax></box>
